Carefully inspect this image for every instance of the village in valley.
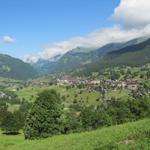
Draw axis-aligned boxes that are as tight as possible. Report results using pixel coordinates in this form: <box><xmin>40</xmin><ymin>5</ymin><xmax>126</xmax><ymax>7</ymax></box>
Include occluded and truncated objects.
<box><xmin>1</xmin><ymin>65</ymin><xmax>149</xmax><ymax>106</ymax></box>
<box><xmin>0</xmin><ymin>70</ymin><xmax>149</xmax><ymax>100</ymax></box>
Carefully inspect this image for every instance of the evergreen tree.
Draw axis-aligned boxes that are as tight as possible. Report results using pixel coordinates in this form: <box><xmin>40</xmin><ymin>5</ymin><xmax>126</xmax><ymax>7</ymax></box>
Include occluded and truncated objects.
<box><xmin>24</xmin><ymin>89</ymin><xmax>63</xmax><ymax>139</ymax></box>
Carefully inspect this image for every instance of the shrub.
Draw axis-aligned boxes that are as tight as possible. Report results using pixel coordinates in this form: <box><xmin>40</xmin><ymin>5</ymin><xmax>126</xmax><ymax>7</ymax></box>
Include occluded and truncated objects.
<box><xmin>63</xmin><ymin>111</ymin><xmax>82</xmax><ymax>134</ymax></box>
<box><xmin>80</xmin><ymin>106</ymin><xmax>112</xmax><ymax>130</ymax></box>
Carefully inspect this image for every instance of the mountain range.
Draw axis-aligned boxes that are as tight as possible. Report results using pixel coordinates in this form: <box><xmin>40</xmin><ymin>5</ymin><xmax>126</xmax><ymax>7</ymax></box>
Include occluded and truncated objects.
<box><xmin>31</xmin><ymin>36</ymin><xmax>150</xmax><ymax>75</ymax></box>
<box><xmin>0</xmin><ymin>36</ymin><xmax>149</xmax><ymax>80</ymax></box>
<box><xmin>0</xmin><ymin>54</ymin><xmax>37</xmax><ymax>80</ymax></box>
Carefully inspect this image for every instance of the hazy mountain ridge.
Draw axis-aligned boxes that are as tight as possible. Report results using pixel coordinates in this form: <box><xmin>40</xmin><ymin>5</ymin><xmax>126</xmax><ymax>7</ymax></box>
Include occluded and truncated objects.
<box><xmin>0</xmin><ymin>54</ymin><xmax>37</xmax><ymax>80</ymax></box>
<box><xmin>81</xmin><ymin>38</ymin><xmax>150</xmax><ymax>74</ymax></box>
<box><xmin>31</xmin><ymin>36</ymin><xmax>150</xmax><ymax>75</ymax></box>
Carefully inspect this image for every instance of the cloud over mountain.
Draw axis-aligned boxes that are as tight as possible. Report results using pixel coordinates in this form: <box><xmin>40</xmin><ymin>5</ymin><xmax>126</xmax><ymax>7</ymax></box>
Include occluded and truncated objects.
<box><xmin>26</xmin><ymin>0</ymin><xmax>150</xmax><ymax>63</ymax></box>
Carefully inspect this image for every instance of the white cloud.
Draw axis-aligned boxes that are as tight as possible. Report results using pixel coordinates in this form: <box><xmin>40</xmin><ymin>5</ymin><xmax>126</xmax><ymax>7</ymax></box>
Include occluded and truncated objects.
<box><xmin>26</xmin><ymin>0</ymin><xmax>150</xmax><ymax>63</ymax></box>
<box><xmin>26</xmin><ymin>25</ymin><xmax>150</xmax><ymax>63</ymax></box>
<box><xmin>0</xmin><ymin>36</ymin><xmax>16</xmax><ymax>44</ymax></box>
<box><xmin>113</xmin><ymin>0</ymin><xmax>150</xmax><ymax>29</ymax></box>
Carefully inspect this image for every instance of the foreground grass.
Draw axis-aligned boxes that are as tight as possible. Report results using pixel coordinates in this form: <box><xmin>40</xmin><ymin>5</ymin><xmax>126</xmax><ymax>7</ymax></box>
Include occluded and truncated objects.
<box><xmin>1</xmin><ymin>119</ymin><xmax>150</xmax><ymax>150</ymax></box>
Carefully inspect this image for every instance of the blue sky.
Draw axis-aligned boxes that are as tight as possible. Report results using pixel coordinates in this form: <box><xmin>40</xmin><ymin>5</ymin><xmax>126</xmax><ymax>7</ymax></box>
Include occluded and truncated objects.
<box><xmin>0</xmin><ymin>0</ymin><xmax>120</xmax><ymax>58</ymax></box>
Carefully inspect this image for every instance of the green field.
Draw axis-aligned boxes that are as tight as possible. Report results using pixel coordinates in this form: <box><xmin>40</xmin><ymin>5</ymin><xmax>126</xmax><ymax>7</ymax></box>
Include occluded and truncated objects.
<box><xmin>16</xmin><ymin>85</ymin><xmax>101</xmax><ymax>105</ymax></box>
<box><xmin>16</xmin><ymin>85</ymin><xmax>129</xmax><ymax>105</ymax></box>
<box><xmin>0</xmin><ymin>119</ymin><xmax>150</xmax><ymax>150</ymax></box>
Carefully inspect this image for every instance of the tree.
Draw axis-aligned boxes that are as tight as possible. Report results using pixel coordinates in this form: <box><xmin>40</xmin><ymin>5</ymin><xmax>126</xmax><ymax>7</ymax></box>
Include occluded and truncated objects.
<box><xmin>80</xmin><ymin>105</ymin><xmax>112</xmax><ymax>130</ymax></box>
<box><xmin>1</xmin><ymin>110</ymin><xmax>23</xmax><ymax>135</ymax></box>
<box><xmin>80</xmin><ymin>106</ymin><xmax>95</xmax><ymax>130</ymax></box>
<box><xmin>127</xmin><ymin>96</ymin><xmax>150</xmax><ymax>120</ymax></box>
<box><xmin>106</xmin><ymin>99</ymin><xmax>133</xmax><ymax>124</ymax></box>
<box><xmin>24</xmin><ymin>89</ymin><xmax>63</xmax><ymax>139</ymax></box>
<box><xmin>146</xmin><ymin>70</ymin><xmax>150</xmax><ymax>79</ymax></box>
<box><xmin>110</xmin><ymin>70</ymin><xmax>120</xmax><ymax>80</ymax></box>
<box><xmin>0</xmin><ymin>102</ymin><xmax>8</xmax><ymax>127</ymax></box>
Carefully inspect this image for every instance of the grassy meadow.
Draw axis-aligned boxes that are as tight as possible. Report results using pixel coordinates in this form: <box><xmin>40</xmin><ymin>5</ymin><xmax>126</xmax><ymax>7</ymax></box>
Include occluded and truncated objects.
<box><xmin>16</xmin><ymin>85</ymin><xmax>129</xmax><ymax>104</ymax></box>
<box><xmin>0</xmin><ymin>119</ymin><xmax>150</xmax><ymax>150</ymax></box>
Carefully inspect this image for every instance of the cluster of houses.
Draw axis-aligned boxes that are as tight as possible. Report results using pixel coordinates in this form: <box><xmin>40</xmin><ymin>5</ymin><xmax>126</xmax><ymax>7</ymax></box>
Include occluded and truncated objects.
<box><xmin>0</xmin><ymin>91</ymin><xmax>12</xmax><ymax>99</ymax></box>
<box><xmin>0</xmin><ymin>75</ymin><xmax>139</xmax><ymax>94</ymax></box>
<box><xmin>0</xmin><ymin>75</ymin><xmax>140</xmax><ymax>95</ymax></box>
<box><xmin>0</xmin><ymin>80</ymin><xmax>24</xmax><ymax>92</ymax></box>
<box><xmin>56</xmin><ymin>75</ymin><xmax>140</xmax><ymax>91</ymax></box>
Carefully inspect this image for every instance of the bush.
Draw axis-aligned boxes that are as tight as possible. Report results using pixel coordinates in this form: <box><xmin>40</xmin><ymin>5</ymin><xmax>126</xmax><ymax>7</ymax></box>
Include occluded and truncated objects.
<box><xmin>80</xmin><ymin>96</ymin><xmax>150</xmax><ymax>131</ymax></box>
<box><xmin>80</xmin><ymin>106</ymin><xmax>112</xmax><ymax>130</ymax></box>
<box><xmin>106</xmin><ymin>99</ymin><xmax>134</xmax><ymax>124</ymax></box>
<box><xmin>24</xmin><ymin>89</ymin><xmax>63</xmax><ymax>139</ymax></box>
<box><xmin>127</xmin><ymin>96</ymin><xmax>150</xmax><ymax>119</ymax></box>
<box><xmin>63</xmin><ymin>111</ymin><xmax>82</xmax><ymax>134</ymax></box>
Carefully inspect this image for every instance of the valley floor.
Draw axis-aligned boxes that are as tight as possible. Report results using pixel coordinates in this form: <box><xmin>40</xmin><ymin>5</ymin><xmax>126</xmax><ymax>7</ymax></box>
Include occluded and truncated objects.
<box><xmin>1</xmin><ymin>119</ymin><xmax>150</xmax><ymax>150</ymax></box>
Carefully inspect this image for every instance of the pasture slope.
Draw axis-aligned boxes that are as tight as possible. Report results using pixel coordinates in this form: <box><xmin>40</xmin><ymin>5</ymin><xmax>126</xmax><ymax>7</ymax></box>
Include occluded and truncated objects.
<box><xmin>0</xmin><ymin>119</ymin><xmax>150</xmax><ymax>150</ymax></box>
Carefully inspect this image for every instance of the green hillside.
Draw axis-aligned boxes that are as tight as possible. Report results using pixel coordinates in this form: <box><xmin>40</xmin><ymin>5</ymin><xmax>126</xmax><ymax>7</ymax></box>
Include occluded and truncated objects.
<box><xmin>55</xmin><ymin>38</ymin><xmax>150</xmax><ymax>75</ymax></box>
<box><xmin>81</xmin><ymin>38</ymin><xmax>150</xmax><ymax>75</ymax></box>
<box><xmin>32</xmin><ymin>36</ymin><xmax>150</xmax><ymax>75</ymax></box>
<box><xmin>1</xmin><ymin>119</ymin><xmax>150</xmax><ymax>150</ymax></box>
<box><xmin>70</xmin><ymin>47</ymin><xmax>97</xmax><ymax>54</ymax></box>
<box><xmin>0</xmin><ymin>54</ymin><xmax>37</xmax><ymax>80</ymax></box>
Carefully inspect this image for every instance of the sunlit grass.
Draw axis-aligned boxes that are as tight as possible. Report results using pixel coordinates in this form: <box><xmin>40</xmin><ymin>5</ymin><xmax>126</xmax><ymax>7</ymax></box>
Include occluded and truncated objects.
<box><xmin>0</xmin><ymin>119</ymin><xmax>150</xmax><ymax>150</ymax></box>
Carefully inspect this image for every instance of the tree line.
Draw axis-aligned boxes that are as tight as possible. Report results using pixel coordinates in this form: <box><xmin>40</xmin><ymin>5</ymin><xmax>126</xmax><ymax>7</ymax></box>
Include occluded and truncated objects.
<box><xmin>24</xmin><ymin>90</ymin><xmax>150</xmax><ymax>139</ymax></box>
<box><xmin>0</xmin><ymin>89</ymin><xmax>150</xmax><ymax>139</ymax></box>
